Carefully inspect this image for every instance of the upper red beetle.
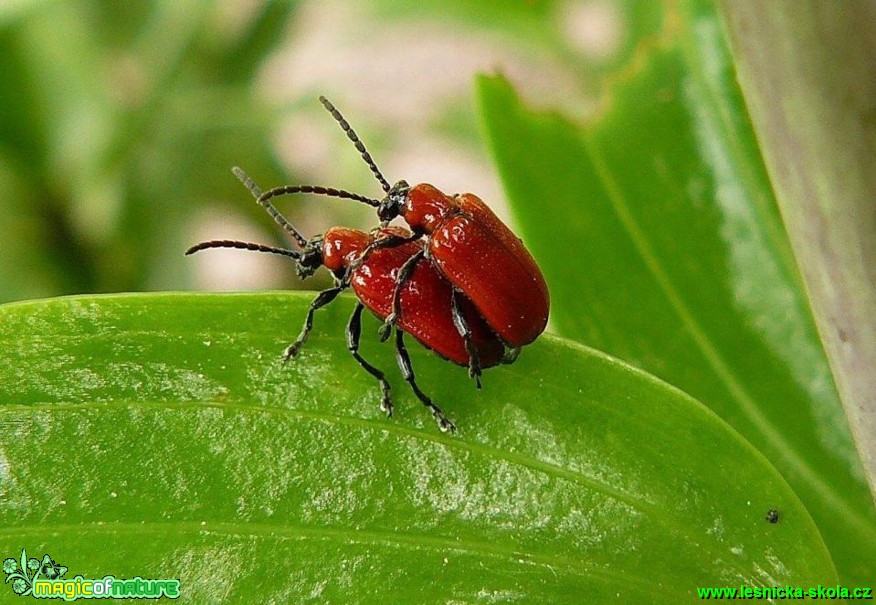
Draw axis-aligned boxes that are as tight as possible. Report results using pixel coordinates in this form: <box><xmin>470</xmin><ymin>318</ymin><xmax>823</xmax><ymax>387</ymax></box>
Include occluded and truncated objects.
<box><xmin>255</xmin><ymin>97</ymin><xmax>550</xmax><ymax>377</ymax></box>
<box><xmin>187</xmin><ymin>169</ymin><xmax>505</xmax><ymax>432</ymax></box>
<box><xmin>385</xmin><ymin>182</ymin><xmax>549</xmax><ymax>348</ymax></box>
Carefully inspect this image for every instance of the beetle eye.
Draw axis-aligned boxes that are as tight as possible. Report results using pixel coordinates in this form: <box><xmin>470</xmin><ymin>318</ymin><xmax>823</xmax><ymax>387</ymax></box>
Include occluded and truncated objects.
<box><xmin>378</xmin><ymin>198</ymin><xmax>401</xmax><ymax>222</ymax></box>
<box><xmin>378</xmin><ymin>203</ymin><xmax>396</xmax><ymax>222</ymax></box>
<box><xmin>295</xmin><ymin>238</ymin><xmax>324</xmax><ymax>279</ymax></box>
<box><xmin>377</xmin><ymin>180</ymin><xmax>410</xmax><ymax>222</ymax></box>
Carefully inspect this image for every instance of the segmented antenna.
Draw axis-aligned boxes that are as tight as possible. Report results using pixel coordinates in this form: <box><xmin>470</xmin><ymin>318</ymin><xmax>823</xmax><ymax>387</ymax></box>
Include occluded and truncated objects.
<box><xmin>185</xmin><ymin>239</ymin><xmax>301</xmax><ymax>259</ymax></box>
<box><xmin>233</xmin><ymin>165</ymin><xmax>264</xmax><ymax>198</ymax></box>
<box><xmin>257</xmin><ymin>184</ymin><xmax>380</xmax><ymax>209</ymax></box>
<box><xmin>233</xmin><ymin>167</ymin><xmax>309</xmax><ymax>249</ymax></box>
<box><xmin>319</xmin><ymin>95</ymin><xmax>391</xmax><ymax>193</ymax></box>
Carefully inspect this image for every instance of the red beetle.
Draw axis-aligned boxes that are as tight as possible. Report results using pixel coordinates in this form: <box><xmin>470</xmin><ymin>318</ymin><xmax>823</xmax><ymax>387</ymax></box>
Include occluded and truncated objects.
<box><xmin>254</xmin><ymin>97</ymin><xmax>549</xmax><ymax>376</ymax></box>
<box><xmin>186</xmin><ymin>169</ymin><xmax>505</xmax><ymax>432</ymax></box>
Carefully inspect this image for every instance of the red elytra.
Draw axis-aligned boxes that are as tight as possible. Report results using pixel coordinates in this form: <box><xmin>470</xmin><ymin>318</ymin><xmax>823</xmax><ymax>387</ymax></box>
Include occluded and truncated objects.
<box><xmin>255</xmin><ymin>96</ymin><xmax>550</xmax><ymax>352</ymax></box>
<box><xmin>186</xmin><ymin>170</ymin><xmax>506</xmax><ymax>433</ymax></box>
<box><xmin>397</xmin><ymin>183</ymin><xmax>549</xmax><ymax>347</ymax></box>
<box><xmin>322</xmin><ymin>226</ymin><xmax>504</xmax><ymax>368</ymax></box>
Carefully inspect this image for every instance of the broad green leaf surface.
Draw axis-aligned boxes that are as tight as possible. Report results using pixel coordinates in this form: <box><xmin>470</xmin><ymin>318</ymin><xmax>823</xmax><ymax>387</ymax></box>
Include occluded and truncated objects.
<box><xmin>475</xmin><ymin>1</ymin><xmax>875</xmax><ymax>586</ymax></box>
<box><xmin>0</xmin><ymin>293</ymin><xmax>834</xmax><ymax>601</ymax></box>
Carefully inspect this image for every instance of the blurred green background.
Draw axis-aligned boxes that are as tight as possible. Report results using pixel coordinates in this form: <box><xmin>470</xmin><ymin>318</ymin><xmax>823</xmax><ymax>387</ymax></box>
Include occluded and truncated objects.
<box><xmin>0</xmin><ymin>0</ymin><xmax>628</xmax><ymax>303</ymax></box>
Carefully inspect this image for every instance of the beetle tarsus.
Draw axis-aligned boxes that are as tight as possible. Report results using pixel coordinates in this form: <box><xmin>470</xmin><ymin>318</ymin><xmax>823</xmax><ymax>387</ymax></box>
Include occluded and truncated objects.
<box><xmin>377</xmin><ymin>315</ymin><xmax>395</xmax><ymax>342</ymax></box>
<box><xmin>501</xmin><ymin>346</ymin><xmax>521</xmax><ymax>365</ymax></box>
<box><xmin>282</xmin><ymin>344</ymin><xmax>299</xmax><ymax>362</ymax></box>
<box><xmin>436</xmin><ymin>415</ymin><xmax>456</xmax><ymax>433</ymax></box>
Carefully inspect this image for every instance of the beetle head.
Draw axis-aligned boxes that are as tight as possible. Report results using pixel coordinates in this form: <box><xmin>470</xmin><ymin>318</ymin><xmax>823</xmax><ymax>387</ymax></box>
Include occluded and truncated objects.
<box><xmin>377</xmin><ymin>180</ymin><xmax>410</xmax><ymax>223</ymax></box>
<box><xmin>295</xmin><ymin>235</ymin><xmax>325</xmax><ymax>279</ymax></box>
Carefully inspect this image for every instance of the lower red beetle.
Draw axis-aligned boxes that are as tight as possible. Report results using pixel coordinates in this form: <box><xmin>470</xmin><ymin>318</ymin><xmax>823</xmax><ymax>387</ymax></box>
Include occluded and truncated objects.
<box><xmin>250</xmin><ymin>97</ymin><xmax>550</xmax><ymax>380</ymax></box>
<box><xmin>186</xmin><ymin>169</ymin><xmax>505</xmax><ymax>432</ymax></box>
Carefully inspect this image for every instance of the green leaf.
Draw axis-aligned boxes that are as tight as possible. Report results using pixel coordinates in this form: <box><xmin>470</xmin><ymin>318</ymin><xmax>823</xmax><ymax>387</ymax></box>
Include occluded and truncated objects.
<box><xmin>0</xmin><ymin>293</ymin><xmax>834</xmax><ymax>600</ymax></box>
<box><xmin>475</xmin><ymin>1</ymin><xmax>875</xmax><ymax>587</ymax></box>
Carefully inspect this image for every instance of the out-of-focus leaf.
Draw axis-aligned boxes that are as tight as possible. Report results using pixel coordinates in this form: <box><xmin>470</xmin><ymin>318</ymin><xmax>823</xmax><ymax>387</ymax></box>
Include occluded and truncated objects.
<box><xmin>0</xmin><ymin>2</ymin><xmax>295</xmax><ymax>301</ymax></box>
<box><xmin>719</xmin><ymin>0</ymin><xmax>876</xmax><ymax>504</ymax></box>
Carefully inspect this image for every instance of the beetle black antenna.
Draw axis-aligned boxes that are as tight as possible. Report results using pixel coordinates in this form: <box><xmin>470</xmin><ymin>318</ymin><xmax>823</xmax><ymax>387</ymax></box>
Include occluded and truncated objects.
<box><xmin>256</xmin><ymin>184</ymin><xmax>381</xmax><ymax>213</ymax></box>
<box><xmin>185</xmin><ymin>239</ymin><xmax>301</xmax><ymax>259</ymax></box>
<box><xmin>233</xmin><ymin>165</ymin><xmax>264</xmax><ymax>198</ymax></box>
<box><xmin>319</xmin><ymin>95</ymin><xmax>392</xmax><ymax>193</ymax></box>
<box><xmin>233</xmin><ymin>167</ymin><xmax>309</xmax><ymax>249</ymax></box>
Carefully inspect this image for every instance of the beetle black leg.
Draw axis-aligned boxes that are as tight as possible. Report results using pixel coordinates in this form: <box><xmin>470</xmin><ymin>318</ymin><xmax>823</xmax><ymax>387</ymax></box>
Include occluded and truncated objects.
<box><xmin>394</xmin><ymin>329</ymin><xmax>456</xmax><ymax>433</ymax></box>
<box><xmin>284</xmin><ymin>285</ymin><xmax>344</xmax><ymax>361</ymax></box>
<box><xmin>450</xmin><ymin>289</ymin><xmax>482</xmax><ymax>389</ymax></box>
<box><xmin>378</xmin><ymin>249</ymin><xmax>424</xmax><ymax>342</ymax></box>
<box><xmin>351</xmin><ymin>232</ymin><xmax>421</xmax><ymax>272</ymax></box>
<box><xmin>347</xmin><ymin>302</ymin><xmax>393</xmax><ymax>417</ymax></box>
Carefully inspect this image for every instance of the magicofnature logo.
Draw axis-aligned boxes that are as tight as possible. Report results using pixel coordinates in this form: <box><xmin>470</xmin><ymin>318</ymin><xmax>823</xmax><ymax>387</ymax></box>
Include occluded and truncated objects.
<box><xmin>3</xmin><ymin>549</ymin><xmax>180</xmax><ymax>600</ymax></box>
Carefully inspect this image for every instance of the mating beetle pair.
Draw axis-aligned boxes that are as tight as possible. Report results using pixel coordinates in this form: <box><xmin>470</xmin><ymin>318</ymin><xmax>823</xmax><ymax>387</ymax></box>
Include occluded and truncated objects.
<box><xmin>187</xmin><ymin>97</ymin><xmax>549</xmax><ymax>432</ymax></box>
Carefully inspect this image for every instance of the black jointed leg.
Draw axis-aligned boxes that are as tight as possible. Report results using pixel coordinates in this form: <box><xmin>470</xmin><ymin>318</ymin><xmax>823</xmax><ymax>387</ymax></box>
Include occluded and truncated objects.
<box><xmin>347</xmin><ymin>302</ymin><xmax>393</xmax><ymax>417</ymax></box>
<box><xmin>450</xmin><ymin>289</ymin><xmax>482</xmax><ymax>389</ymax></box>
<box><xmin>378</xmin><ymin>249</ymin><xmax>424</xmax><ymax>342</ymax></box>
<box><xmin>394</xmin><ymin>329</ymin><xmax>455</xmax><ymax>433</ymax></box>
<box><xmin>284</xmin><ymin>285</ymin><xmax>344</xmax><ymax>361</ymax></box>
<box><xmin>351</xmin><ymin>231</ymin><xmax>421</xmax><ymax>272</ymax></box>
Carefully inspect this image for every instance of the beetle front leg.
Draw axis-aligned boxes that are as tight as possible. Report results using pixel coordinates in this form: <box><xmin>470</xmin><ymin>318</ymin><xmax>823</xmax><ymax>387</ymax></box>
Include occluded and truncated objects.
<box><xmin>394</xmin><ymin>329</ymin><xmax>456</xmax><ymax>433</ymax></box>
<box><xmin>284</xmin><ymin>285</ymin><xmax>345</xmax><ymax>361</ymax></box>
<box><xmin>347</xmin><ymin>302</ymin><xmax>393</xmax><ymax>417</ymax></box>
<box><xmin>350</xmin><ymin>232</ymin><xmax>421</xmax><ymax>272</ymax></box>
<box><xmin>377</xmin><ymin>249</ymin><xmax>424</xmax><ymax>342</ymax></box>
<box><xmin>450</xmin><ymin>289</ymin><xmax>482</xmax><ymax>389</ymax></box>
